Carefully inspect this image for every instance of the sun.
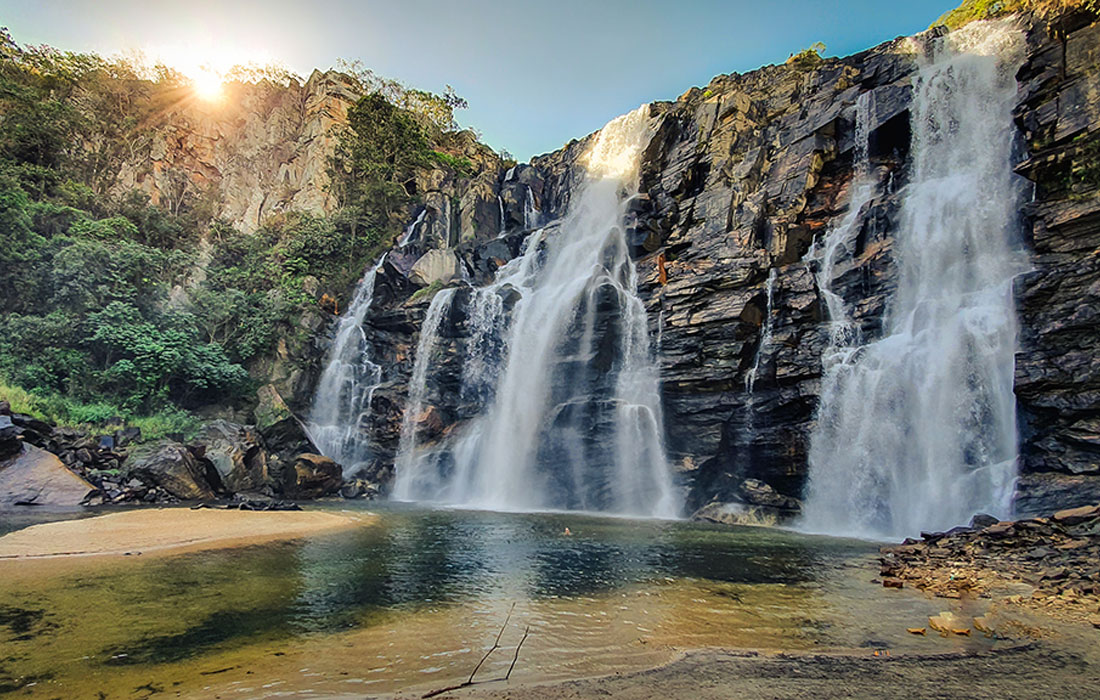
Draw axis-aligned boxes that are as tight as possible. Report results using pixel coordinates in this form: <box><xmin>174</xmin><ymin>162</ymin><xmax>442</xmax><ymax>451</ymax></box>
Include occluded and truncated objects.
<box><xmin>191</xmin><ymin>68</ymin><xmax>225</xmax><ymax>102</ymax></box>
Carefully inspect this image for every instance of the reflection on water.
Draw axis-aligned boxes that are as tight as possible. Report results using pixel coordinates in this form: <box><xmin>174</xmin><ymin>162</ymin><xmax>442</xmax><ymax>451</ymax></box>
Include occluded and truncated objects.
<box><xmin>0</xmin><ymin>506</ymin><xmax>990</xmax><ymax>698</ymax></box>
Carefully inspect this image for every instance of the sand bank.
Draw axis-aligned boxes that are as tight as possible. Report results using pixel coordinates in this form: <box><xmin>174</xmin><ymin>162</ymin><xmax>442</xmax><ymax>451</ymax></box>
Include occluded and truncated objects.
<box><xmin>0</xmin><ymin>506</ymin><xmax>372</xmax><ymax>560</ymax></box>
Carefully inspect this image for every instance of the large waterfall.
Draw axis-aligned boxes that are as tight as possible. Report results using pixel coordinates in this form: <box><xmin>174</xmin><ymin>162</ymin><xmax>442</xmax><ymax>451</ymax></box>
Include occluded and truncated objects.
<box><xmin>802</xmin><ymin>20</ymin><xmax>1027</xmax><ymax>539</ymax></box>
<box><xmin>307</xmin><ymin>257</ymin><xmax>386</xmax><ymax>475</ymax></box>
<box><xmin>393</xmin><ymin>106</ymin><xmax>678</xmax><ymax>517</ymax></box>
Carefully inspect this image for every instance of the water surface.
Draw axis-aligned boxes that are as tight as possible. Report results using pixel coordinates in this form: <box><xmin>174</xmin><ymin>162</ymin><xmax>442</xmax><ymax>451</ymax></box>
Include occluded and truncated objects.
<box><xmin>0</xmin><ymin>505</ymin><xmax>991</xmax><ymax>698</ymax></box>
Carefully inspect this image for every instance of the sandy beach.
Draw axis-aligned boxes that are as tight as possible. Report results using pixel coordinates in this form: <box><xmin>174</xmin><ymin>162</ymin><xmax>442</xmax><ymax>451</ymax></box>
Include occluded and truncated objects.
<box><xmin>0</xmin><ymin>506</ymin><xmax>373</xmax><ymax>561</ymax></box>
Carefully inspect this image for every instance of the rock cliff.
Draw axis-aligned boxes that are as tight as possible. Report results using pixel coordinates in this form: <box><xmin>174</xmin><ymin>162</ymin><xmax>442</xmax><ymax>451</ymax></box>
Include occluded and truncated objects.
<box><xmin>330</xmin><ymin>7</ymin><xmax>1100</xmax><ymax>517</ymax></box>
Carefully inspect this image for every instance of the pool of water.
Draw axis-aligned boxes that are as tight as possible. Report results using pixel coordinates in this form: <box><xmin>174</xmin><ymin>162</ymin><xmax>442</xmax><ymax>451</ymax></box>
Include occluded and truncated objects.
<box><xmin>0</xmin><ymin>504</ymin><xmax>994</xmax><ymax>698</ymax></box>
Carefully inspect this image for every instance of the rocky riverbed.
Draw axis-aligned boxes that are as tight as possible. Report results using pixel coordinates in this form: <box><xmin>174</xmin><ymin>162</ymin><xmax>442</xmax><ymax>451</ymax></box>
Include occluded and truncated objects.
<box><xmin>879</xmin><ymin>504</ymin><xmax>1100</xmax><ymax>627</ymax></box>
<box><xmin>0</xmin><ymin>400</ymin><xmax>383</xmax><ymax>509</ymax></box>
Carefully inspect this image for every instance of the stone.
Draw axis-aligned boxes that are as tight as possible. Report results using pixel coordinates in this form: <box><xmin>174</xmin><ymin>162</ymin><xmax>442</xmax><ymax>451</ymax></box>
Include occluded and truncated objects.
<box><xmin>0</xmin><ymin>416</ymin><xmax>21</xmax><ymax>461</ymax></box>
<box><xmin>409</xmin><ymin>249</ymin><xmax>462</xmax><ymax>286</ymax></box>
<box><xmin>737</xmin><ymin>478</ymin><xmax>801</xmax><ymax>511</ymax></box>
<box><xmin>1053</xmin><ymin>504</ymin><xmax>1100</xmax><ymax>526</ymax></box>
<box><xmin>970</xmin><ymin>513</ymin><xmax>999</xmax><ymax>529</ymax></box>
<box><xmin>196</xmin><ymin>420</ymin><xmax>268</xmax><ymax>493</ymax></box>
<box><xmin>254</xmin><ymin>384</ymin><xmax>293</xmax><ymax>432</ymax></box>
<box><xmin>0</xmin><ymin>444</ymin><xmax>97</xmax><ymax>508</ymax></box>
<box><xmin>126</xmin><ymin>441</ymin><xmax>221</xmax><ymax>501</ymax></box>
<box><xmin>285</xmin><ymin>453</ymin><xmax>342</xmax><ymax>499</ymax></box>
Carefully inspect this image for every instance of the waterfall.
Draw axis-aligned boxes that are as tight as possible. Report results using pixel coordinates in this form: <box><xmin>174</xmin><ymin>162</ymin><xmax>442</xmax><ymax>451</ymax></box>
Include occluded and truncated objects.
<box><xmin>497</xmin><ymin>195</ymin><xmax>506</xmax><ymax>233</ymax></box>
<box><xmin>745</xmin><ymin>268</ymin><xmax>778</xmax><ymax>395</ymax></box>
<box><xmin>523</xmin><ymin>186</ymin><xmax>540</xmax><ymax>230</ymax></box>
<box><xmin>394</xmin><ymin>105</ymin><xmax>678</xmax><ymax>517</ymax></box>
<box><xmin>802</xmin><ymin>20</ymin><xmax>1027</xmax><ymax>539</ymax></box>
<box><xmin>399</xmin><ymin>208</ymin><xmax>427</xmax><ymax>248</ymax></box>
<box><xmin>393</xmin><ymin>288</ymin><xmax>458</xmax><ymax>491</ymax></box>
<box><xmin>308</xmin><ymin>256</ymin><xmax>387</xmax><ymax>475</ymax></box>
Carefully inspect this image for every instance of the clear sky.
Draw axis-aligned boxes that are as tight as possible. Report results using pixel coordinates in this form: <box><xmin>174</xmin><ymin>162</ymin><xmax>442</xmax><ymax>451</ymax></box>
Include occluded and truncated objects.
<box><xmin>0</xmin><ymin>1</ymin><xmax>959</xmax><ymax>160</ymax></box>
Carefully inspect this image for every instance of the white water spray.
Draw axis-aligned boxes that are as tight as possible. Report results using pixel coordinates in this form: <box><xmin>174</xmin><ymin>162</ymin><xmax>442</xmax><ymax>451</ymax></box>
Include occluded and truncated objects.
<box><xmin>394</xmin><ymin>106</ymin><xmax>678</xmax><ymax>517</ymax></box>
<box><xmin>308</xmin><ymin>256</ymin><xmax>387</xmax><ymax>474</ymax></box>
<box><xmin>802</xmin><ymin>20</ymin><xmax>1027</xmax><ymax>539</ymax></box>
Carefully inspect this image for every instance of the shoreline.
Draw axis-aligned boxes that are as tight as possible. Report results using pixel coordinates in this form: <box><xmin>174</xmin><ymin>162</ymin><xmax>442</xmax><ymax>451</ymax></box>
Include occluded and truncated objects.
<box><xmin>438</xmin><ymin>637</ymin><xmax>1100</xmax><ymax>700</ymax></box>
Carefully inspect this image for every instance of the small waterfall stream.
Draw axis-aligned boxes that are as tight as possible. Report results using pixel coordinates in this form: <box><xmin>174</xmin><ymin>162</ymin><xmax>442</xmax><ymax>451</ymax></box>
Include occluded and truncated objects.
<box><xmin>394</xmin><ymin>106</ymin><xmax>677</xmax><ymax>517</ymax></box>
<box><xmin>308</xmin><ymin>256</ymin><xmax>387</xmax><ymax>474</ymax></box>
<box><xmin>802</xmin><ymin>20</ymin><xmax>1027</xmax><ymax>538</ymax></box>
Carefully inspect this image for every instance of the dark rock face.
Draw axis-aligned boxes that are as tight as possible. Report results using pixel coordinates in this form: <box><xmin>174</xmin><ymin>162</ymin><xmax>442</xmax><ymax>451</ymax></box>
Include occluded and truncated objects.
<box><xmin>302</xmin><ymin>10</ymin><xmax>1100</xmax><ymax>519</ymax></box>
<box><xmin>1013</xmin><ymin>15</ymin><xmax>1100</xmax><ymax>485</ymax></box>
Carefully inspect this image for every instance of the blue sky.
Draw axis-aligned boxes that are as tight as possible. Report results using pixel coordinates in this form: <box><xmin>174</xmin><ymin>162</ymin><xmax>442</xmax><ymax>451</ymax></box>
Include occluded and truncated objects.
<box><xmin>0</xmin><ymin>1</ymin><xmax>958</xmax><ymax>160</ymax></box>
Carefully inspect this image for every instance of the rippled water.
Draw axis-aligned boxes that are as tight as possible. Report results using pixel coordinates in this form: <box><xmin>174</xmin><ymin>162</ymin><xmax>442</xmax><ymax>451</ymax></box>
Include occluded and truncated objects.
<box><xmin>0</xmin><ymin>506</ymin><xmax>992</xmax><ymax>698</ymax></box>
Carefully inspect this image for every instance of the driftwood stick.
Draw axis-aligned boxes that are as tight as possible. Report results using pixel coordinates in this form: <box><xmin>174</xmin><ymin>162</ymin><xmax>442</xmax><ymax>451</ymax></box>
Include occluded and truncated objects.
<box><xmin>504</xmin><ymin>625</ymin><xmax>530</xmax><ymax>680</ymax></box>
<box><xmin>421</xmin><ymin>604</ymin><xmax>524</xmax><ymax>699</ymax></box>
<box><xmin>466</xmin><ymin>602</ymin><xmax>515</xmax><ymax>684</ymax></box>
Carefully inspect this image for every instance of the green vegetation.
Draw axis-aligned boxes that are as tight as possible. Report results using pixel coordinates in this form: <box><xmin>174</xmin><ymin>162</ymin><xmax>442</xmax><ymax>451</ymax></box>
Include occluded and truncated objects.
<box><xmin>0</xmin><ymin>28</ymin><xmax>483</xmax><ymax>435</ymax></box>
<box><xmin>934</xmin><ymin>0</ymin><xmax>1098</xmax><ymax>30</ymax></box>
<box><xmin>407</xmin><ymin>279</ymin><xmax>447</xmax><ymax>305</ymax></box>
<box><xmin>787</xmin><ymin>42</ymin><xmax>826</xmax><ymax>69</ymax></box>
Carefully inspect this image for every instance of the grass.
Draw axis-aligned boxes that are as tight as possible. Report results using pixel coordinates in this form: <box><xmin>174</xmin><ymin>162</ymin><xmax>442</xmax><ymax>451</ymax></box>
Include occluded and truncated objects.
<box><xmin>0</xmin><ymin>376</ymin><xmax>202</xmax><ymax>441</ymax></box>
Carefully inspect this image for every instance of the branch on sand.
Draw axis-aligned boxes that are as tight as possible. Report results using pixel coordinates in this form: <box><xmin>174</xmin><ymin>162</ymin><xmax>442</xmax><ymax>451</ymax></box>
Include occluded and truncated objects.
<box><xmin>422</xmin><ymin>603</ymin><xmax>531</xmax><ymax>699</ymax></box>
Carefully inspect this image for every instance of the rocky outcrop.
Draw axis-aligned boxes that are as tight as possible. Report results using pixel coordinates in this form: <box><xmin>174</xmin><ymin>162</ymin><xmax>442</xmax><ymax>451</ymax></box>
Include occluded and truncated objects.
<box><xmin>879</xmin><ymin>504</ymin><xmax>1100</xmax><ymax>623</ymax></box>
<box><xmin>1012</xmin><ymin>14</ymin><xmax>1100</xmax><ymax>482</ymax></box>
<box><xmin>299</xmin><ymin>9</ymin><xmax>1100</xmax><ymax>518</ymax></box>
<box><xmin>113</xmin><ymin>70</ymin><xmax>359</xmax><ymax>233</ymax></box>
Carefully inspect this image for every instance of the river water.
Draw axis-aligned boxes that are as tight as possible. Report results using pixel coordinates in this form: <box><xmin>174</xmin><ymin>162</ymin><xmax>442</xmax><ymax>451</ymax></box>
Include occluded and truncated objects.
<box><xmin>0</xmin><ymin>506</ymin><xmax>995</xmax><ymax>698</ymax></box>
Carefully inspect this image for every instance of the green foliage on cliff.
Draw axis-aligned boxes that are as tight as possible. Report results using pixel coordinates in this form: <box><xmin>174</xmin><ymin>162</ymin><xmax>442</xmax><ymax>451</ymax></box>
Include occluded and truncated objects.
<box><xmin>935</xmin><ymin>0</ymin><xmax>1098</xmax><ymax>29</ymax></box>
<box><xmin>0</xmin><ymin>28</ymin><xmax>493</xmax><ymax>433</ymax></box>
<box><xmin>0</xmin><ymin>32</ymin><xmax>250</xmax><ymax>425</ymax></box>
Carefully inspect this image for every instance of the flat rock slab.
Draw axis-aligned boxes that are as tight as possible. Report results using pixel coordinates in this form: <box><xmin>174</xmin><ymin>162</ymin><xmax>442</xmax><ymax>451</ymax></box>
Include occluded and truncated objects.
<box><xmin>0</xmin><ymin>444</ymin><xmax>96</xmax><ymax>508</ymax></box>
<box><xmin>0</xmin><ymin>507</ymin><xmax>374</xmax><ymax>560</ymax></box>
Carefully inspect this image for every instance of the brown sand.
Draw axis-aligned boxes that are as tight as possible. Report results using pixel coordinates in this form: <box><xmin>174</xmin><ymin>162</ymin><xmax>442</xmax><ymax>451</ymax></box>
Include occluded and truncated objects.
<box><xmin>0</xmin><ymin>506</ymin><xmax>373</xmax><ymax>561</ymax></box>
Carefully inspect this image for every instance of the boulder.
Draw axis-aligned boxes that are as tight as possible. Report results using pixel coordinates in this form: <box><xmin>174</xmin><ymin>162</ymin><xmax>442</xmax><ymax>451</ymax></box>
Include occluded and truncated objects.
<box><xmin>126</xmin><ymin>441</ymin><xmax>221</xmax><ymax>501</ymax></box>
<box><xmin>969</xmin><ymin>513</ymin><xmax>999</xmax><ymax>529</ymax></box>
<box><xmin>0</xmin><ymin>416</ymin><xmax>21</xmax><ymax>461</ymax></box>
<box><xmin>738</xmin><ymin>478</ymin><xmax>801</xmax><ymax>512</ymax></box>
<box><xmin>691</xmin><ymin>501</ymin><xmax>780</xmax><ymax>527</ymax></box>
<box><xmin>0</xmin><ymin>444</ymin><xmax>97</xmax><ymax>508</ymax></box>
<box><xmin>285</xmin><ymin>453</ymin><xmax>342</xmax><ymax>499</ymax></box>
<box><xmin>409</xmin><ymin>249</ymin><xmax>462</xmax><ymax>286</ymax></box>
<box><xmin>196</xmin><ymin>420</ymin><xmax>268</xmax><ymax>493</ymax></box>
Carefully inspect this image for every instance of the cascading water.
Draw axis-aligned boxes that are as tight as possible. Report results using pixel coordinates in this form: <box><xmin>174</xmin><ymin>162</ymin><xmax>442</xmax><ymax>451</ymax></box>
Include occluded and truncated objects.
<box><xmin>744</xmin><ymin>268</ymin><xmax>778</xmax><ymax>396</ymax></box>
<box><xmin>802</xmin><ymin>20</ymin><xmax>1027</xmax><ymax>539</ymax></box>
<box><xmin>308</xmin><ymin>256</ymin><xmax>387</xmax><ymax>474</ymax></box>
<box><xmin>394</xmin><ymin>106</ymin><xmax>678</xmax><ymax>517</ymax></box>
<box><xmin>523</xmin><ymin>186</ymin><xmax>540</xmax><ymax>230</ymax></box>
<box><xmin>399</xmin><ymin>208</ymin><xmax>427</xmax><ymax>247</ymax></box>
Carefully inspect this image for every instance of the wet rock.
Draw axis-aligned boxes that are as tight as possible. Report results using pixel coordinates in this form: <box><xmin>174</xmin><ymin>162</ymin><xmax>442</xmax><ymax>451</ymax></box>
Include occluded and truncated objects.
<box><xmin>970</xmin><ymin>513</ymin><xmax>999</xmax><ymax>529</ymax></box>
<box><xmin>285</xmin><ymin>453</ymin><xmax>342</xmax><ymax>499</ymax></box>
